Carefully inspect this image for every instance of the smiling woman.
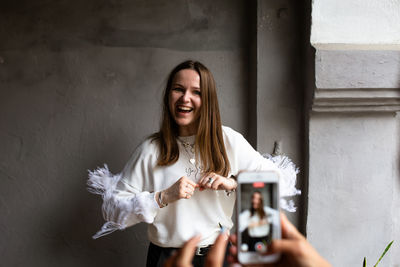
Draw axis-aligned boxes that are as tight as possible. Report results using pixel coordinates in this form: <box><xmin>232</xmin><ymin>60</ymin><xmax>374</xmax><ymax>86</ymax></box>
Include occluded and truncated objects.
<box><xmin>87</xmin><ymin>60</ymin><xmax>299</xmax><ymax>267</ymax></box>
<box><xmin>168</xmin><ymin>69</ymin><xmax>202</xmax><ymax>136</ymax></box>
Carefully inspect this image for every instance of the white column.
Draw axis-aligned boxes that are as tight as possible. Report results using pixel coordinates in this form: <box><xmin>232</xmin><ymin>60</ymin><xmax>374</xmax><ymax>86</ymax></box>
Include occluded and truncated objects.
<box><xmin>308</xmin><ymin>0</ymin><xmax>400</xmax><ymax>266</ymax></box>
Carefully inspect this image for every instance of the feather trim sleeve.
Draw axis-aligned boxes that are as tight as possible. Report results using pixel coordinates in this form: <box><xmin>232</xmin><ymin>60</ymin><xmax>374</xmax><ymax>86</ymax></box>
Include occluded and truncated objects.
<box><xmin>263</xmin><ymin>154</ymin><xmax>301</xmax><ymax>212</ymax></box>
<box><xmin>222</xmin><ymin>126</ymin><xmax>301</xmax><ymax>213</ymax></box>
<box><xmin>87</xmin><ymin>164</ymin><xmax>159</xmax><ymax>239</ymax></box>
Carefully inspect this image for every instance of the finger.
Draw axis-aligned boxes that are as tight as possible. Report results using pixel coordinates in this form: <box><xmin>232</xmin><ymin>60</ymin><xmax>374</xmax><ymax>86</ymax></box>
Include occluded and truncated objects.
<box><xmin>229</xmin><ymin>243</ymin><xmax>237</xmax><ymax>256</ymax></box>
<box><xmin>175</xmin><ymin>235</ymin><xmax>201</xmax><ymax>266</ymax></box>
<box><xmin>184</xmin><ymin>178</ymin><xmax>198</xmax><ymax>188</ymax></box>
<box><xmin>227</xmin><ymin>177</ymin><xmax>237</xmax><ymax>190</ymax></box>
<box><xmin>226</xmin><ymin>254</ymin><xmax>236</xmax><ymax>264</ymax></box>
<box><xmin>179</xmin><ymin>183</ymin><xmax>195</xmax><ymax>196</ymax></box>
<box><xmin>269</xmin><ymin>239</ymin><xmax>298</xmax><ymax>255</ymax></box>
<box><xmin>205</xmin><ymin>174</ymin><xmax>216</xmax><ymax>189</ymax></box>
<box><xmin>180</xmin><ymin>176</ymin><xmax>197</xmax><ymax>187</ymax></box>
<box><xmin>198</xmin><ymin>175</ymin><xmax>206</xmax><ymax>185</ymax></box>
<box><xmin>184</xmin><ymin>184</ymin><xmax>194</xmax><ymax>194</ymax></box>
<box><xmin>212</xmin><ymin>178</ymin><xmax>224</xmax><ymax>190</ymax></box>
<box><xmin>199</xmin><ymin>174</ymin><xmax>210</xmax><ymax>187</ymax></box>
<box><xmin>185</xmin><ymin>184</ymin><xmax>195</xmax><ymax>198</ymax></box>
<box><xmin>229</xmin><ymin>234</ymin><xmax>237</xmax><ymax>245</ymax></box>
<box><xmin>280</xmin><ymin>213</ymin><xmax>303</xmax><ymax>240</ymax></box>
<box><xmin>179</xmin><ymin>188</ymin><xmax>191</xmax><ymax>199</ymax></box>
<box><xmin>184</xmin><ymin>188</ymin><xmax>194</xmax><ymax>198</ymax></box>
<box><xmin>201</xmin><ymin>173</ymin><xmax>215</xmax><ymax>186</ymax></box>
<box><xmin>199</xmin><ymin>172</ymin><xmax>211</xmax><ymax>184</ymax></box>
<box><xmin>205</xmin><ymin>233</ymin><xmax>228</xmax><ymax>267</ymax></box>
<box><xmin>186</xmin><ymin>184</ymin><xmax>195</xmax><ymax>192</ymax></box>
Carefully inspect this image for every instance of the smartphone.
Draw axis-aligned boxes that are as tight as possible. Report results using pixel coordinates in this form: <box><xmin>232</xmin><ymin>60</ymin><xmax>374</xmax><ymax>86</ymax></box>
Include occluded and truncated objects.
<box><xmin>236</xmin><ymin>171</ymin><xmax>281</xmax><ymax>264</ymax></box>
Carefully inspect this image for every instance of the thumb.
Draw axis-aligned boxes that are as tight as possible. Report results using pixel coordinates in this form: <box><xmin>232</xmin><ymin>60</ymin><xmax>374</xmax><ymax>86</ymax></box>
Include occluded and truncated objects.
<box><xmin>269</xmin><ymin>239</ymin><xmax>297</xmax><ymax>255</ymax></box>
<box><xmin>205</xmin><ymin>233</ymin><xmax>229</xmax><ymax>267</ymax></box>
<box><xmin>174</xmin><ymin>235</ymin><xmax>201</xmax><ymax>266</ymax></box>
<box><xmin>280</xmin><ymin>213</ymin><xmax>303</xmax><ymax>240</ymax></box>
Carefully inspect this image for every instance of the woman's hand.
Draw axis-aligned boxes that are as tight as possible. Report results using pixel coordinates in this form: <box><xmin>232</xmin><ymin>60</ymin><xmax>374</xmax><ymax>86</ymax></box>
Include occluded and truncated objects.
<box><xmin>198</xmin><ymin>172</ymin><xmax>237</xmax><ymax>191</ymax></box>
<box><xmin>162</xmin><ymin>176</ymin><xmax>198</xmax><ymax>204</ymax></box>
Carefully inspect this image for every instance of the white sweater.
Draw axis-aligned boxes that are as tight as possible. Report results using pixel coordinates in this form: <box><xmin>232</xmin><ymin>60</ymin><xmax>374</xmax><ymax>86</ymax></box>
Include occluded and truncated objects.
<box><xmin>88</xmin><ymin>126</ymin><xmax>298</xmax><ymax>247</ymax></box>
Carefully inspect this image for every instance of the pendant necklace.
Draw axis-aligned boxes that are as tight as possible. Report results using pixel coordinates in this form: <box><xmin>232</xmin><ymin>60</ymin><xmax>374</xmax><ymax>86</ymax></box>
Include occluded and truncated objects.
<box><xmin>178</xmin><ymin>138</ymin><xmax>196</xmax><ymax>165</ymax></box>
<box><xmin>178</xmin><ymin>138</ymin><xmax>201</xmax><ymax>179</ymax></box>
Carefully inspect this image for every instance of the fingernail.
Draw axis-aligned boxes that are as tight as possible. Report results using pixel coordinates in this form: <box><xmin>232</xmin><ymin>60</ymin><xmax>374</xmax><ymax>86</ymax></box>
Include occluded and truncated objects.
<box><xmin>220</xmin><ymin>226</ymin><xmax>226</xmax><ymax>233</ymax></box>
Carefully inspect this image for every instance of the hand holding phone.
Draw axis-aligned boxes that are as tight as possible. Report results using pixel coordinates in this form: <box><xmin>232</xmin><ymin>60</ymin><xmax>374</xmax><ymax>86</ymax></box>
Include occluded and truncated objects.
<box><xmin>229</xmin><ymin>213</ymin><xmax>332</xmax><ymax>267</ymax></box>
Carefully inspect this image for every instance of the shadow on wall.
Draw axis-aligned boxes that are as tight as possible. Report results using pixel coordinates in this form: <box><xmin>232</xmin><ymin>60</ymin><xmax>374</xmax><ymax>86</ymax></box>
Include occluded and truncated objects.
<box><xmin>45</xmin><ymin>185</ymin><xmax>149</xmax><ymax>267</ymax></box>
<box><xmin>41</xmin><ymin>144</ymin><xmax>150</xmax><ymax>267</ymax></box>
<box><xmin>0</xmin><ymin>0</ymin><xmax>243</xmax><ymax>52</ymax></box>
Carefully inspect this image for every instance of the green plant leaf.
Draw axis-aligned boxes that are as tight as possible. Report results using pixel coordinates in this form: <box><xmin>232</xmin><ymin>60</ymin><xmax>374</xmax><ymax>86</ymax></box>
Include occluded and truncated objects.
<box><xmin>373</xmin><ymin>240</ymin><xmax>394</xmax><ymax>267</ymax></box>
<box><xmin>363</xmin><ymin>257</ymin><xmax>366</xmax><ymax>267</ymax></box>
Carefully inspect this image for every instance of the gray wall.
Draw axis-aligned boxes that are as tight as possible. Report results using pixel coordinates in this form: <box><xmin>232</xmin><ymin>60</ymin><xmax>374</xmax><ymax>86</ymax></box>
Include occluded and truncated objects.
<box><xmin>0</xmin><ymin>0</ymin><xmax>307</xmax><ymax>266</ymax></box>
<box><xmin>255</xmin><ymin>0</ymin><xmax>307</xmax><ymax>230</ymax></box>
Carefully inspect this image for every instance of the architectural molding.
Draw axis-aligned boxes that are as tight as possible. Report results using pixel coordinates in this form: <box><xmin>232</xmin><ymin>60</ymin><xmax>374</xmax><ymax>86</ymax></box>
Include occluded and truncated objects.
<box><xmin>312</xmin><ymin>49</ymin><xmax>400</xmax><ymax>112</ymax></box>
<box><xmin>312</xmin><ymin>88</ymin><xmax>400</xmax><ymax>112</ymax></box>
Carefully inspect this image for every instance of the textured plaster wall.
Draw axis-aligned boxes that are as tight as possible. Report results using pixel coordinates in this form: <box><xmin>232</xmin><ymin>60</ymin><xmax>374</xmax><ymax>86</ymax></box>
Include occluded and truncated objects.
<box><xmin>308</xmin><ymin>113</ymin><xmax>400</xmax><ymax>266</ymax></box>
<box><xmin>315</xmin><ymin>50</ymin><xmax>400</xmax><ymax>89</ymax></box>
<box><xmin>309</xmin><ymin>0</ymin><xmax>400</xmax><ymax>265</ymax></box>
<box><xmin>256</xmin><ymin>0</ymin><xmax>306</xmax><ymax>229</ymax></box>
<box><xmin>0</xmin><ymin>1</ymin><xmax>250</xmax><ymax>266</ymax></box>
<box><xmin>0</xmin><ymin>0</ymin><xmax>306</xmax><ymax>266</ymax></box>
<box><xmin>311</xmin><ymin>0</ymin><xmax>400</xmax><ymax>49</ymax></box>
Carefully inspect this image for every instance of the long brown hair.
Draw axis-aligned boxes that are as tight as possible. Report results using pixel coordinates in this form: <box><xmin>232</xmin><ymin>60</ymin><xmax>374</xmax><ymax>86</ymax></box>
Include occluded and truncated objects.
<box><xmin>151</xmin><ymin>60</ymin><xmax>230</xmax><ymax>177</ymax></box>
<box><xmin>250</xmin><ymin>191</ymin><xmax>266</xmax><ymax>219</ymax></box>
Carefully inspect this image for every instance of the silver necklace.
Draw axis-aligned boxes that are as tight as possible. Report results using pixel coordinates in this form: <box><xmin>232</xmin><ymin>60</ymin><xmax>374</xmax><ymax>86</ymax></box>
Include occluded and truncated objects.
<box><xmin>178</xmin><ymin>138</ymin><xmax>201</xmax><ymax>179</ymax></box>
<box><xmin>178</xmin><ymin>138</ymin><xmax>196</xmax><ymax>165</ymax></box>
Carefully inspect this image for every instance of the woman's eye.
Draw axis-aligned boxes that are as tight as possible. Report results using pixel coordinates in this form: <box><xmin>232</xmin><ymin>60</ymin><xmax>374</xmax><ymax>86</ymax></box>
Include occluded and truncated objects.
<box><xmin>173</xmin><ymin>87</ymin><xmax>184</xmax><ymax>92</ymax></box>
<box><xmin>194</xmin><ymin>90</ymin><xmax>201</xmax><ymax>96</ymax></box>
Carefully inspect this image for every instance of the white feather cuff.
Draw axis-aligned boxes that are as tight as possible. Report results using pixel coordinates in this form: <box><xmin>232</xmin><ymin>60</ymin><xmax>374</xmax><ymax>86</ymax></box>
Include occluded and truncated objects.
<box><xmin>263</xmin><ymin>154</ymin><xmax>301</xmax><ymax>212</ymax></box>
<box><xmin>87</xmin><ymin>164</ymin><xmax>159</xmax><ymax>239</ymax></box>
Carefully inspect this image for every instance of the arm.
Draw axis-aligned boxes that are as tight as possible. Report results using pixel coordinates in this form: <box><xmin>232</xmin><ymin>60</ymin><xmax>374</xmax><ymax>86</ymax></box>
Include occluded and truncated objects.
<box><xmin>88</xmin><ymin>141</ymin><xmax>198</xmax><ymax>238</ymax></box>
<box><xmin>87</xmin><ymin>140</ymin><xmax>162</xmax><ymax>238</ymax></box>
<box><xmin>223</xmin><ymin>126</ymin><xmax>301</xmax><ymax>212</ymax></box>
<box><xmin>87</xmin><ymin>164</ymin><xmax>160</xmax><ymax>239</ymax></box>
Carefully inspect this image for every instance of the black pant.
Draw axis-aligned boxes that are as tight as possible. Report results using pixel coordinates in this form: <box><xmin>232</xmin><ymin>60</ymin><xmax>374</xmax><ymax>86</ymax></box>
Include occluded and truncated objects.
<box><xmin>146</xmin><ymin>242</ymin><xmax>230</xmax><ymax>267</ymax></box>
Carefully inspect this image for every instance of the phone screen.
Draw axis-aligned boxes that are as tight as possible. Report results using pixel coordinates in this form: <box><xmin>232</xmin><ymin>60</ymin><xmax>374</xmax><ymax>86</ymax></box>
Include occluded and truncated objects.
<box><xmin>238</xmin><ymin>181</ymin><xmax>279</xmax><ymax>254</ymax></box>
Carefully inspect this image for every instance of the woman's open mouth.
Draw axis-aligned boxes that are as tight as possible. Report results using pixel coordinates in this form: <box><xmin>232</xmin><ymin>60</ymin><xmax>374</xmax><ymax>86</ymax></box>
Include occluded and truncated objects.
<box><xmin>176</xmin><ymin>106</ymin><xmax>194</xmax><ymax>114</ymax></box>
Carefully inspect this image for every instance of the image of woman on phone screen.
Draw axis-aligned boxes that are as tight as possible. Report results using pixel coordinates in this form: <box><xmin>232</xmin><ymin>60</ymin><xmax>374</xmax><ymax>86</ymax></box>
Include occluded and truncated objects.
<box><xmin>239</xmin><ymin>190</ymin><xmax>279</xmax><ymax>252</ymax></box>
